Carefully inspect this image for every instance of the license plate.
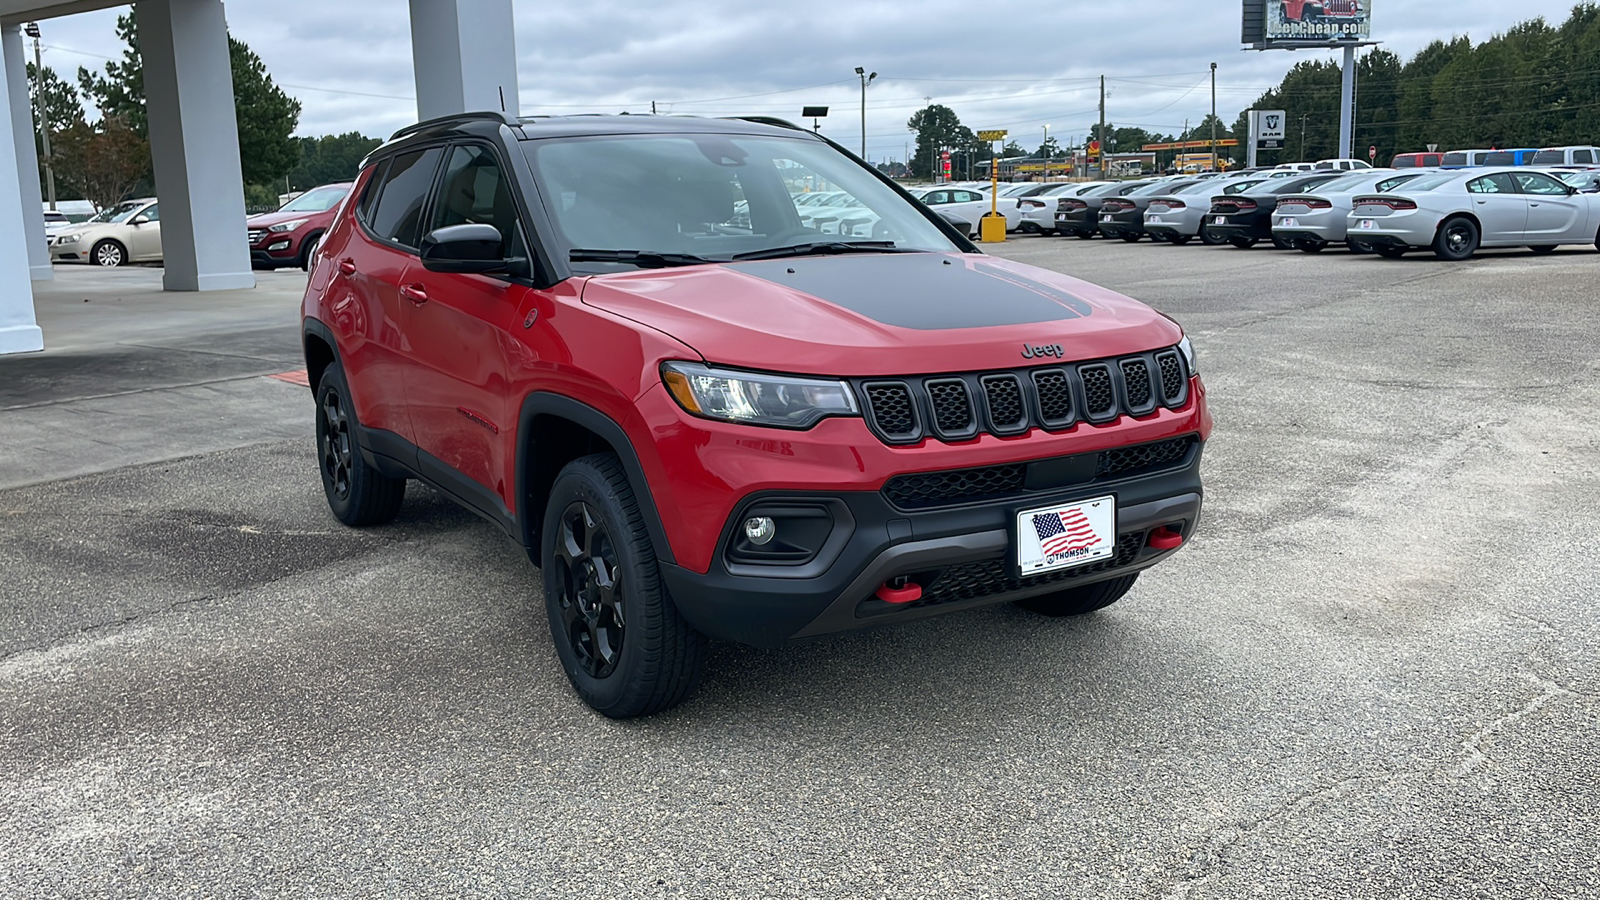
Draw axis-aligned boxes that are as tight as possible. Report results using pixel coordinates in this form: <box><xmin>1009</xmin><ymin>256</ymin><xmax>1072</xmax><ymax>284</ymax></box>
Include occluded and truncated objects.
<box><xmin>1101</xmin><ymin>214</ymin><xmax>1113</xmax><ymax>223</ymax></box>
<box><xmin>1055</xmin><ymin>213</ymin><xmax>1068</xmax><ymax>222</ymax></box>
<box><xmin>1016</xmin><ymin>496</ymin><xmax>1116</xmax><ymax>576</ymax></box>
<box><xmin>1147</xmin><ymin>215</ymin><xmax>1163</xmax><ymax>223</ymax></box>
<box><xmin>1213</xmin><ymin>216</ymin><xmax>1226</xmax><ymax>225</ymax></box>
<box><xmin>1280</xmin><ymin>217</ymin><xmax>1298</xmax><ymax>227</ymax></box>
<box><xmin>1359</xmin><ymin>219</ymin><xmax>1376</xmax><ymax>229</ymax></box>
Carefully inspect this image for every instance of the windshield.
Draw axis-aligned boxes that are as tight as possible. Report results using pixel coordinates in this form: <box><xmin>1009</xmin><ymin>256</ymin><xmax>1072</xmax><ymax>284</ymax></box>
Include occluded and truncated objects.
<box><xmin>1130</xmin><ymin>181</ymin><xmax>1184</xmax><ymax>196</ymax></box>
<box><xmin>279</xmin><ymin>185</ymin><xmax>349</xmax><ymax>213</ymax></box>
<box><xmin>524</xmin><ymin>133</ymin><xmax>959</xmax><ymax>268</ymax></box>
<box><xmin>1317</xmin><ymin>172</ymin><xmax>1387</xmax><ymax>192</ymax></box>
<box><xmin>1221</xmin><ymin>180</ymin><xmax>1264</xmax><ymax>194</ymax></box>
<box><xmin>88</xmin><ymin>201</ymin><xmax>146</xmax><ymax>224</ymax></box>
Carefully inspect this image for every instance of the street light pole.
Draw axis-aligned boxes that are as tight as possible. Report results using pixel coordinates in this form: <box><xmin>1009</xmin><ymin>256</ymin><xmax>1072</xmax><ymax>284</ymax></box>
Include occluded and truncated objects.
<box><xmin>855</xmin><ymin>67</ymin><xmax>876</xmax><ymax>160</ymax></box>
<box><xmin>25</xmin><ymin>22</ymin><xmax>56</xmax><ymax>210</ymax></box>
<box><xmin>1209</xmin><ymin>62</ymin><xmax>1218</xmax><ymax>173</ymax></box>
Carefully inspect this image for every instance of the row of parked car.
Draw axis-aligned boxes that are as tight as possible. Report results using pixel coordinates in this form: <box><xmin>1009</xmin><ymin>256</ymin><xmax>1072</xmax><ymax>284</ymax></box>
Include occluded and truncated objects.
<box><xmin>957</xmin><ymin>161</ymin><xmax>1600</xmax><ymax>261</ymax></box>
<box><xmin>43</xmin><ymin>183</ymin><xmax>354</xmax><ymax>270</ymax></box>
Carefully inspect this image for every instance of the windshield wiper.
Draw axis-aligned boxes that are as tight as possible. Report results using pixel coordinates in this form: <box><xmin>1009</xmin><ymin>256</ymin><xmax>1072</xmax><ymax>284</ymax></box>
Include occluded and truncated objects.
<box><xmin>730</xmin><ymin>241</ymin><xmax>911</xmax><ymax>261</ymax></box>
<box><xmin>568</xmin><ymin>248</ymin><xmax>718</xmax><ymax>268</ymax></box>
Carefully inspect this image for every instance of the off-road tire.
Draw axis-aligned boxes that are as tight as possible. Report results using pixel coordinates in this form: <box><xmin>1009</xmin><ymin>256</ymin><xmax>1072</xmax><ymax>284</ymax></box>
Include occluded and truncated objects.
<box><xmin>315</xmin><ymin>362</ymin><xmax>406</xmax><ymax>526</ymax></box>
<box><xmin>1016</xmin><ymin>573</ymin><xmax>1139</xmax><ymax>617</ymax></box>
<box><xmin>92</xmin><ymin>239</ymin><xmax>127</xmax><ymax>267</ymax></box>
<box><xmin>542</xmin><ymin>453</ymin><xmax>707</xmax><ymax>718</ymax></box>
<box><xmin>1433</xmin><ymin>216</ymin><xmax>1480</xmax><ymax>261</ymax></box>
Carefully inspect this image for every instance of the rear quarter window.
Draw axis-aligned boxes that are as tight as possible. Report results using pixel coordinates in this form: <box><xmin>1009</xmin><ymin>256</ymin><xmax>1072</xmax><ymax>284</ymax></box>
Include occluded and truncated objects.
<box><xmin>367</xmin><ymin>147</ymin><xmax>445</xmax><ymax>250</ymax></box>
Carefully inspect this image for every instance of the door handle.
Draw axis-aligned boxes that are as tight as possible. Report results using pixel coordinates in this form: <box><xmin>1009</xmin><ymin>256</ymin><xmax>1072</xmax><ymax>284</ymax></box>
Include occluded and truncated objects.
<box><xmin>399</xmin><ymin>283</ymin><xmax>429</xmax><ymax>305</ymax></box>
<box><xmin>338</xmin><ymin>258</ymin><xmax>357</xmax><ymax>275</ymax></box>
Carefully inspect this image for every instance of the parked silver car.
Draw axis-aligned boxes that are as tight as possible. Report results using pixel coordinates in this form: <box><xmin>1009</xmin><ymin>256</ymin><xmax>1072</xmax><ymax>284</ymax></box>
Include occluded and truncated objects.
<box><xmin>1143</xmin><ymin>178</ymin><xmax>1266</xmax><ymax>245</ymax></box>
<box><xmin>1347</xmin><ymin>168</ymin><xmax>1600</xmax><ymax>260</ymax></box>
<box><xmin>49</xmin><ymin>198</ymin><xmax>161</xmax><ymax>267</ymax></box>
<box><xmin>1270</xmin><ymin>169</ymin><xmax>1429</xmax><ymax>253</ymax></box>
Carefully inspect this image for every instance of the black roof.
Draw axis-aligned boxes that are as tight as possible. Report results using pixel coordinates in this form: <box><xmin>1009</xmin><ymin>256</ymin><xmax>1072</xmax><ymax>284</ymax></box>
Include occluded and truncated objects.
<box><xmin>386</xmin><ymin>110</ymin><xmax>817</xmax><ymax>145</ymax></box>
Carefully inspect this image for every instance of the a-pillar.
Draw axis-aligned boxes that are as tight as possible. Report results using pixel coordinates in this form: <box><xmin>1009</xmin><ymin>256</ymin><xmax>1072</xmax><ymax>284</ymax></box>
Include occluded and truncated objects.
<box><xmin>0</xmin><ymin>24</ymin><xmax>43</xmax><ymax>355</ymax></box>
<box><xmin>408</xmin><ymin>0</ymin><xmax>520</xmax><ymax>121</ymax></box>
<box><xmin>4</xmin><ymin>25</ymin><xmax>52</xmax><ymax>284</ymax></box>
<box><xmin>140</xmin><ymin>0</ymin><xmax>254</xmax><ymax>291</ymax></box>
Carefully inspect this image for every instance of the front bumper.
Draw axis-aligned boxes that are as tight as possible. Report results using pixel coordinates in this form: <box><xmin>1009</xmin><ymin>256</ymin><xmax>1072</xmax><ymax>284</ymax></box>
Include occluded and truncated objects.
<box><xmin>658</xmin><ymin>438</ymin><xmax>1205</xmax><ymax>647</ymax></box>
<box><xmin>249</xmin><ymin>232</ymin><xmax>301</xmax><ymax>266</ymax></box>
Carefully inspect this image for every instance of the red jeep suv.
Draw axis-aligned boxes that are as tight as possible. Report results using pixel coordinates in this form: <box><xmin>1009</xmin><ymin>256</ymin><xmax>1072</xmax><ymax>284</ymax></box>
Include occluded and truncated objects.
<box><xmin>300</xmin><ymin>112</ymin><xmax>1212</xmax><ymax>717</ymax></box>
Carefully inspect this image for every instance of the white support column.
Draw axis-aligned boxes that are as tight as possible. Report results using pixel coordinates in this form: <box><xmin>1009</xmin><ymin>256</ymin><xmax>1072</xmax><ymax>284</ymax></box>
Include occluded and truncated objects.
<box><xmin>0</xmin><ymin>24</ymin><xmax>43</xmax><ymax>355</ymax></box>
<box><xmin>140</xmin><ymin>0</ymin><xmax>254</xmax><ymax>292</ymax></box>
<box><xmin>3</xmin><ymin>25</ymin><xmax>51</xmax><ymax>284</ymax></box>
<box><xmin>408</xmin><ymin>0</ymin><xmax>519</xmax><ymax>121</ymax></box>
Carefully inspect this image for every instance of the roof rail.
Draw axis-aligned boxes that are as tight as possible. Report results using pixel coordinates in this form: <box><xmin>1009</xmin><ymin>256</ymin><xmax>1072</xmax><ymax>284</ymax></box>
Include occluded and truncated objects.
<box><xmin>727</xmin><ymin>116</ymin><xmax>807</xmax><ymax>133</ymax></box>
<box><xmin>390</xmin><ymin>111</ymin><xmax>517</xmax><ymax>141</ymax></box>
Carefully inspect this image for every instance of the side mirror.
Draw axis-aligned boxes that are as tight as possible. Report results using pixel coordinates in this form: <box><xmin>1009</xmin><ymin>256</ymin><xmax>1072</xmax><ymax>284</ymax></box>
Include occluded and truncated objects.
<box><xmin>130</xmin><ymin>215</ymin><xmax>150</xmax><ymax>225</ymax></box>
<box><xmin>420</xmin><ymin>223</ymin><xmax>520</xmax><ymax>274</ymax></box>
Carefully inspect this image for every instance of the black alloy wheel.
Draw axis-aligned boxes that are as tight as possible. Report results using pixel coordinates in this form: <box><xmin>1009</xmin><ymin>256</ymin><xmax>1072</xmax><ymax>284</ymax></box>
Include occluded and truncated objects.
<box><xmin>1433</xmin><ymin>216</ymin><xmax>1480</xmax><ymax>261</ymax></box>
<box><xmin>552</xmin><ymin>500</ymin><xmax>627</xmax><ymax>679</ymax></box>
<box><xmin>314</xmin><ymin>362</ymin><xmax>406</xmax><ymax>526</ymax></box>
<box><xmin>1376</xmin><ymin>246</ymin><xmax>1408</xmax><ymax>259</ymax></box>
<box><xmin>1167</xmin><ymin>234</ymin><xmax>1193</xmax><ymax>245</ymax></box>
<box><xmin>1228</xmin><ymin>236</ymin><xmax>1259</xmax><ymax>249</ymax></box>
<box><xmin>1076</xmin><ymin>229</ymin><xmax>1096</xmax><ymax>240</ymax></box>
<box><xmin>1297</xmin><ymin>239</ymin><xmax>1327</xmax><ymax>253</ymax></box>
<box><xmin>1347</xmin><ymin>240</ymin><xmax>1375</xmax><ymax>254</ymax></box>
<box><xmin>1271</xmin><ymin>235</ymin><xmax>1293</xmax><ymax>250</ymax></box>
<box><xmin>1199</xmin><ymin>224</ymin><xmax>1225</xmax><ymax>245</ymax></box>
<box><xmin>542</xmin><ymin>454</ymin><xmax>707</xmax><ymax>717</ymax></box>
<box><xmin>1119</xmin><ymin>232</ymin><xmax>1143</xmax><ymax>243</ymax></box>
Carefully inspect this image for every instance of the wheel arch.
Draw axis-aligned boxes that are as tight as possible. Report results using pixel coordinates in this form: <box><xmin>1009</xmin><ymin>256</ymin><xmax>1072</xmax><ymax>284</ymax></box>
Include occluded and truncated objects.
<box><xmin>298</xmin><ymin>229</ymin><xmax>327</xmax><ymax>266</ymax></box>
<box><xmin>515</xmin><ymin>393</ymin><xmax>674</xmax><ymax>569</ymax></box>
<box><xmin>302</xmin><ymin>317</ymin><xmax>340</xmax><ymax>395</ymax></box>
<box><xmin>1435</xmin><ymin>211</ymin><xmax>1481</xmax><ymax>238</ymax></box>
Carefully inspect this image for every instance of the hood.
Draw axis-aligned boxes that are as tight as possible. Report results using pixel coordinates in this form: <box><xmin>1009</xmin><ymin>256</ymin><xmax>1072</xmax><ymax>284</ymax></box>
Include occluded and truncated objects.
<box><xmin>247</xmin><ymin>209</ymin><xmax>318</xmax><ymax>227</ymax></box>
<box><xmin>580</xmin><ymin>252</ymin><xmax>1182</xmax><ymax>377</ymax></box>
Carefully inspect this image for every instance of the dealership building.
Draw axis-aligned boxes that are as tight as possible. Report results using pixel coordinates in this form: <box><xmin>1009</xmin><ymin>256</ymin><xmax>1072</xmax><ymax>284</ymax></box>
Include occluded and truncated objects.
<box><xmin>0</xmin><ymin>0</ymin><xmax>519</xmax><ymax>355</ymax></box>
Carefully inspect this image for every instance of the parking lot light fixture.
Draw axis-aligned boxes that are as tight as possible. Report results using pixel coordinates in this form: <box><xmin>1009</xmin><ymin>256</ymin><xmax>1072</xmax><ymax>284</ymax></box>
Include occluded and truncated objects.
<box><xmin>856</xmin><ymin>67</ymin><xmax>876</xmax><ymax>159</ymax></box>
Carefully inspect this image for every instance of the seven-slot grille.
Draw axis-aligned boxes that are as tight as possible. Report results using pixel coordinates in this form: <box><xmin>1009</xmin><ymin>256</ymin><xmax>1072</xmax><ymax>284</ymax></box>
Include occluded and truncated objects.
<box><xmin>857</xmin><ymin>348</ymin><xmax>1188</xmax><ymax>445</ymax></box>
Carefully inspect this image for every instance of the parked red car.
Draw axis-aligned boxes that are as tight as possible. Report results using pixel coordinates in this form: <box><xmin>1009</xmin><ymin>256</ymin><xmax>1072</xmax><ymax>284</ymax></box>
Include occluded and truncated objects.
<box><xmin>247</xmin><ymin>182</ymin><xmax>352</xmax><ymax>271</ymax></box>
<box><xmin>300</xmin><ymin>113</ymin><xmax>1211</xmax><ymax>717</ymax></box>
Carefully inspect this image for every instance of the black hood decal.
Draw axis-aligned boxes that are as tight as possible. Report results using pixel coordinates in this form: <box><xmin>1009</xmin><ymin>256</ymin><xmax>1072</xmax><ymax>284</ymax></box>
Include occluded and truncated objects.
<box><xmin>730</xmin><ymin>255</ymin><xmax>1093</xmax><ymax>330</ymax></box>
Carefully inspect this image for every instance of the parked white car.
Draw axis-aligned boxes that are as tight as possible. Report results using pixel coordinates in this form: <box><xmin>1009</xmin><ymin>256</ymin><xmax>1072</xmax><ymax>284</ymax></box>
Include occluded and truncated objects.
<box><xmin>1143</xmin><ymin>178</ymin><xmax>1266</xmax><ymax>245</ymax></box>
<box><xmin>1271</xmin><ymin>168</ymin><xmax>1426</xmax><ymax>252</ymax></box>
<box><xmin>1347</xmin><ymin>167</ymin><xmax>1600</xmax><ymax>260</ymax></box>
<box><xmin>1019</xmin><ymin>182</ymin><xmax>1108</xmax><ymax>232</ymax></box>
<box><xmin>1315</xmin><ymin>158</ymin><xmax>1374</xmax><ymax>172</ymax></box>
<box><xmin>42</xmin><ymin>209</ymin><xmax>72</xmax><ymax>238</ymax></box>
<box><xmin>49</xmin><ymin>198</ymin><xmax>162</xmax><ymax>267</ymax></box>
<box><xmin>908</xmin><ymin>187</ymin><xmax>1023</xmax><ymax>234</ymax></box>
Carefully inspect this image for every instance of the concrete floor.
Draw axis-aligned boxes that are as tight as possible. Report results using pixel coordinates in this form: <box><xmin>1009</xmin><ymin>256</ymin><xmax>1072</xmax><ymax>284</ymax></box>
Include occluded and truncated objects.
<box><xmin>2</xmin><ymin>247</ymin><xmax>1597</xmax><ymax>898</ymax></box>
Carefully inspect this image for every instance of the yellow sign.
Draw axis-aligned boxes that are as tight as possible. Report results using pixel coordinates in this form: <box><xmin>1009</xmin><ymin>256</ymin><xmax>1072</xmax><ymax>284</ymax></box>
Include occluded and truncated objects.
<box><xmin>977</xmin><ymin>130</ymin><xmax>1008</xmax><ymax>142</ymax></box>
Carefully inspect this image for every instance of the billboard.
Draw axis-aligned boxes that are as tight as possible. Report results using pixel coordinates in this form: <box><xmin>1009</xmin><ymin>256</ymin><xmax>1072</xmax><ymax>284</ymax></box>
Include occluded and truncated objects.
<box><xmin>1244</xmin><ymin>0</ymin><xmax>1372</xmax><ymax>46</ymax></box>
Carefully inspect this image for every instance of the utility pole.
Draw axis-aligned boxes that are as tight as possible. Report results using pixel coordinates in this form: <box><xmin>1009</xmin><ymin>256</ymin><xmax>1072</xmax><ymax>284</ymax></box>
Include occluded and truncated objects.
<box><xmin>855</xmin><ymin>67</ymin><xmax>876</xmax><ymax>160</ymax></box>
<box><xmin>25</xmin><ymin>22</ymin><xmax>56</xmax><ymax>210</ymax></box>
<box><xmin>1209</xmin><ymin>62</ymin><xmax>1218</xmax><ymax>173</ymax></box>
<box><xmin>1300</xmin><ymin>113</ymin><xmax>1307</xmax><ymax>161</ymax></box>
<box><xmin>1042</xmin><ymin>124</ymin><xmax>1050</xmax><ymax>181</ymax></box>
<box><xmin>1098</xmin><ymin>76</ymin><xmax>1106</xmax><ymax>178</ymax></box>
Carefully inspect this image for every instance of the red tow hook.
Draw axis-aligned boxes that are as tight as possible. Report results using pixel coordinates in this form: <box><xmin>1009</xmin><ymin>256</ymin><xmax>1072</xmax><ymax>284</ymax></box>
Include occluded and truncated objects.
<box><xmin>1147</xmin><ymin>525</ymin><xmax>1185</xmax><ymax>551</ymax></box>
<box><xmin>875</xmin><ymin>577</ymin><xmax>922</xmax><ymax>604</ymax></box>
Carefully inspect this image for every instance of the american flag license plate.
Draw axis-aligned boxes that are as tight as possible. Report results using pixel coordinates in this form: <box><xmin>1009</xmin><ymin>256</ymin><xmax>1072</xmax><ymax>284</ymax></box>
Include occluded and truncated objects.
<box><xmin>1016</xmin><ymin>496</ymin><xmax>1117</xmax><ymax>576</ymax></box>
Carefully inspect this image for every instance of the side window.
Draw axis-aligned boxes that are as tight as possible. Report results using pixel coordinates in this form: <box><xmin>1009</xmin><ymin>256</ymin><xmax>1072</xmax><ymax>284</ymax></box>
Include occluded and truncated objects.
<box><xmin>923</xmin><ymin>191</ymin><xmax>949</xmax><ymax>205</ymax></box>
<box><xmin>1467</xmin><ymin>174</ymin><xmax>1516</xmax><ymax>194</ymax></box>
<box><xmin>1375</xmin><ymin>175</ymin><xmax>1418</xmax><ymax>192</ymax></box>
<box><xmin>368</xmin><ymin>147</ymin><xmax>444</xmax><ymax>250</ymax></box>
<box><xmin>1576</xmin><ymin>150</ymin><xmax>1594</xmax><ymax>164</ymax></box>
<box><xmin>1513</xmin><ymin>172</ymin><xmax>1569</xmax><ymax>195</ymax></box>
<box><xmin>141</xmin><ymin>204</ymin><xmax>160</xmax><ymax>222</ymax></box>
<box><xmin>430</xmin><ymin>144</ymin><xmax>523</xmax><ymax>249</ymax></box>
<box><xmin>356</xmin><ymin>160</ymin><xmax>389</xmax><ymax>225</ymax></box>
<box><xmin>956</xmin><ymin>191</ymin><xmax>983</xmax><ymax>202</ymax></box>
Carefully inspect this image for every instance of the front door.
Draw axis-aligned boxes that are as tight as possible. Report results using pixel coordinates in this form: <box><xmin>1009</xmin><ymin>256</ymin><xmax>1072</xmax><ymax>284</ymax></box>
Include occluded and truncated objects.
<box><xmin>1513</xmin><ymin>171</ymin><xmax>1585</xmax><ymax>241</ymax></box>
<box><xmin>399</xmin><ymin>143</ymin><xmax>533</xmax><ymax>519</ymax></box>
<box><xmin>126</xmin><ymin>203</ymin><xmax>162</xmax><ymax>261</ymax></box>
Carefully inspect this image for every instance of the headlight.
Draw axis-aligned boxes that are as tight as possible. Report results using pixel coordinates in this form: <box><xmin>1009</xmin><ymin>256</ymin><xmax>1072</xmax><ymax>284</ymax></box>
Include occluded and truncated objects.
<box><xmin>58</xmin><ymin>233</ymin><xmax>81</xmax><ymax>244</ymax></box>
<box><xmin>268</xmin><ymin>218</ymin><xmax>309</xmax><ymax>233</ymax></box>
<box><xmin>661</xmin><ymin>362</ymin><xmax>858</xmax><ymax>429</ymax></box>
<box><xmin>1177</xmin><ymin>335</ymin><xmax>1198</xmax><ymax>376</ymax></box>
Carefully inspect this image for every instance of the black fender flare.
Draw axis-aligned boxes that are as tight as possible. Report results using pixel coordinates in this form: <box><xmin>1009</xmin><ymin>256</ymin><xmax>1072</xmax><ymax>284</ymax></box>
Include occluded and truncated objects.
<box><xmin>515</xmin><ymin>392</ymin><xmax>675</xmax><ymax>567</ymax></box>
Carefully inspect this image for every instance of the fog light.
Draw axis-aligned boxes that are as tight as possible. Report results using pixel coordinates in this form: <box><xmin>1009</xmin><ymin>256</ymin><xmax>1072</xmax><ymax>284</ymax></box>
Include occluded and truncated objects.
<box><xmin>268</xmin><ymin>240</ymin><xmax>290</xmax><ymax>251</ymax></box>
<box><xmin>743</xmin><ymin>516</ymin><xmax>776</xmax><ymax>545</ymax></box>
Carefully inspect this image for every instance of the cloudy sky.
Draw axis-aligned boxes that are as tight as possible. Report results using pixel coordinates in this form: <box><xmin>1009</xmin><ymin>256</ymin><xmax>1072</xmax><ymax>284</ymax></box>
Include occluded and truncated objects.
<box><xmin>27</xmin><ymin>0</ymin><xmax>1583</xmax><ymax>162</ymax></box>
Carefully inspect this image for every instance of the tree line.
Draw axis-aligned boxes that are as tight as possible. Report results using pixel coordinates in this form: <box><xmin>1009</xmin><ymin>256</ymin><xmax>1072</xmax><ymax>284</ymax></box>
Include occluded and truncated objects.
<box><xmin>26</xmin><ymin>11</ymin><xmax>380</xmax><ymax>212</ymax></box>
<box><xmin>906</xmin><ymin>4</ymin><xmax>1600</xmax><ymax>177</ymax></box>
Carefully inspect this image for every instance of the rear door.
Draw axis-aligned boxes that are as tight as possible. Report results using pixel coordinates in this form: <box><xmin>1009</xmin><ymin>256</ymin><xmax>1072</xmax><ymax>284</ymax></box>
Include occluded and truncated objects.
<box><xmin>399</xmin><ymin>142</ymin><xmax>537</xmax><ymax>520</ymax></box>
<box><xmin>1464</xmin><ymin>173</ymin><xmax>1526</xmax><ymax>244</ymax></box>
<box><xmin>1513</xmin><ymin>171</ymin><xmax>1585</xmax><ymax>241</ymax></box>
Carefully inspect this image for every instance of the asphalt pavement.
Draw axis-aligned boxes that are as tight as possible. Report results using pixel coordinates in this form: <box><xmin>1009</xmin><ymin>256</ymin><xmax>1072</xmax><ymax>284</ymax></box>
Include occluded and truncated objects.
<box><xmin>1</xmin><ymin>245</ymin><xmax>1597</xmax><ymax>898</ymax></box>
